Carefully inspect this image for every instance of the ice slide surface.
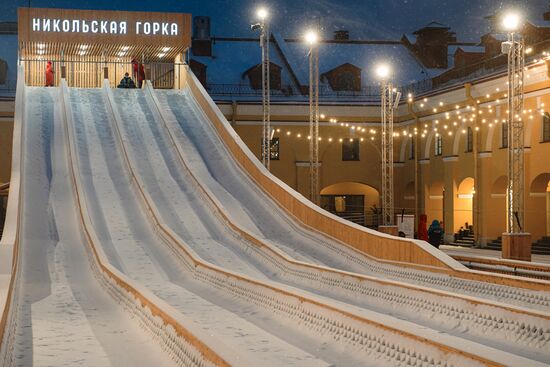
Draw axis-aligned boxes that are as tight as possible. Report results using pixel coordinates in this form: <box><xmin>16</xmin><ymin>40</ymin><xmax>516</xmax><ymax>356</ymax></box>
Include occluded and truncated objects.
<box><xmin>4</xmin><ymin>87</ymin><xmax>177</xmax><ymax>366</ymax></box>
<box><xmin>110</xmin><ymin>84</ymin><xmax>550</xmax><ymax>363</ymax></box>
<box><xmin>154</xmin><ymin>87</ymin><xmax>550</xmax><ymax>310</ymax></box>
<box><xmin>1</xmin><ymin>76</ymin><xmax>549</xmax><ymax>366</ymax></box>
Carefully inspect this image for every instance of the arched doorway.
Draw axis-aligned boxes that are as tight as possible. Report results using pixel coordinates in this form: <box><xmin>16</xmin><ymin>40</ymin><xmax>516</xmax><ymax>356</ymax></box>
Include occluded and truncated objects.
<box><xmin>320</xmin><ymin>182</ymin><xmax>380</xmax><ymax>228</ymax></box>
<box><xmin>455</xmin><ymin>177</ymin><xmax>475</xmax><ymax>233</ymax></box>
<box><xmin>529</xmin><ymin>173</ymin><xmax>550</xmax><ymax>240</ymax></box>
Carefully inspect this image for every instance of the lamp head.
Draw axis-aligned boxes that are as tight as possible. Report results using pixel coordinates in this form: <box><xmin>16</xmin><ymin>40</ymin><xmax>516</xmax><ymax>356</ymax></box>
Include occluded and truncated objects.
<box><xmin>257</xmin><ymin>8</ymin><xmax>268</xmax><ymax>20</ymax></box>
<box><xmin>305</xmin><ymin>31</ymin><xmax>318</xmax><ymax>45</ymax></box>
<box><xmin>375</xmin><ymin>63</ymin><xmax>391</xmax><ymax>80</ymax></box>
<box><xmin>502</xmin><ymin>11</ymin><xmax>521</xmax><ymax>32</ymax></box>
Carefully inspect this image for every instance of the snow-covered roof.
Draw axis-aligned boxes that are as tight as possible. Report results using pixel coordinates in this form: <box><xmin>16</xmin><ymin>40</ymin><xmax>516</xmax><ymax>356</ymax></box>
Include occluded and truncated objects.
<box><xmin>191</xmin><ymin>39</ymin><xmax>294</xmax><ymax>87</ymax></box>
<box><xmin>455</xmin><ymin>45</ymin><xmax>485</xmax><ymax>53</ymax></box>
<box><xmin>482</xmin><ymin>33</ymin><xmax>507</xmax><ymax>42</ymax></box>
<box><xmin>284</xmin><ymin>40</ymin><xmax>431</xmax><ymax>87</ymax></box>
<box><xmin>413</xmin><ymin>21</ymin><xmax>451</xmax><ymax>34</ymax></box>
<box><xmin>527</xmin><ymin>19</ymin><xmax>550</xmax><ymax>28</ymax></box>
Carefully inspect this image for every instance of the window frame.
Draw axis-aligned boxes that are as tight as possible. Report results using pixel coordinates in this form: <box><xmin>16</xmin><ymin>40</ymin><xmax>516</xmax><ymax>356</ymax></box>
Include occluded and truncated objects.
<box><xmin>543</xmin><ymin>113</ymin><xmax>550</xmax><ymax>143</ymax></box>
<box><xmin>501</xmin><ymin>122</ymin><xmax>508</xmax><ymax>148</ymax></box>
<box><xmin>260</xmin><ymin>137</ymin><xmax>280</xmax><ymax>161</ymax></box>
<box><xmin>342</xmin><ymin>139</ymin><xmax>360</xmax><ymax>161</ymax></box>
<box><xmin>465</xmin><ymin>127</ymin><xmax>473</xmax><ymax>153</ymax></box>
<box><xmin>434</xmin><ymin>135</ymin><xmax>442</xmax><ymax>156</ymax></box>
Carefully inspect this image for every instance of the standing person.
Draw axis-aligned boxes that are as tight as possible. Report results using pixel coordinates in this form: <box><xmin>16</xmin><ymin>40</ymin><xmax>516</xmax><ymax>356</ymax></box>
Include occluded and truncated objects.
<box><xmin>427</xmin><ymin>219</ymin><xmax>443</xmax><ymax>249</ymax></box>
<box><xmin>45</xmin><ymin>61</ymin><xmax>54</xmax><ymax>87</ymax></box>
<box><xmin>132</xmin><ymin>58</ymin><xmax>145</xmax><ymax>88</ymax></box>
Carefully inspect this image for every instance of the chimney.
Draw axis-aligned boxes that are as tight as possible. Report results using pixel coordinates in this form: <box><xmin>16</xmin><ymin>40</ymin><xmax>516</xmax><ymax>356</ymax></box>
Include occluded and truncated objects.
<box><xmin>545</xmin><ymin>5</ymin><xmax>550</xmax><ymax>21</ymax></box>
<box><xmin>412</xmin><ymin>22</ymin><xmax>455</xmax><ymax>68</ymax></box>
<box><xmin>192</xmin><ymin>16</ymin><xmax>212</xmax><ymax>57</ymax></box>
<box><xmin>334</xmin><ymin>30</ymin><xmax>349</xmax><ymax>41</ymax></box>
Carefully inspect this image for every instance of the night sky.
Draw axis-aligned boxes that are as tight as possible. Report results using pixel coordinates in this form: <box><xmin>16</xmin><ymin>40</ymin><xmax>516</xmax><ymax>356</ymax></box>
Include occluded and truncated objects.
<box><xmin>1</xmin><ymin>0</ymin><xmax>548</xmax><ymax>41</ymax></box>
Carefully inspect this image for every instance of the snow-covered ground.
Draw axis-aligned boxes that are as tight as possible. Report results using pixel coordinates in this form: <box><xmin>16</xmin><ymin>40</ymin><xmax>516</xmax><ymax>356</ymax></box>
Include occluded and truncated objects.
<box><xmin>7</xmin><ymin>87</ymin><xmax>178</xmax><ymax>367</ymax></box>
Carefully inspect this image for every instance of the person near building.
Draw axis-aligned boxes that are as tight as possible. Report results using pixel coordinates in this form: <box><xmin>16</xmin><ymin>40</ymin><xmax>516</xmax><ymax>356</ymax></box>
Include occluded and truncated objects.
<box><xmin>132</xmin><ymin>59</ymin><xmax>146</xmax><ymax>88</ymax></box>
<box><xmin>118</xmin><ymin>72</ymin><xmax>136</xmax><ymax>88</ymax></box>
<box><xmin>45</xmin><ymin>61</ymin><xmax>54</xmax><ymax>87</ymax></box>
<box><xmin>427</xmin><ymin>219</ymin><xmax>443</xmax><ymax>248</ymax></box>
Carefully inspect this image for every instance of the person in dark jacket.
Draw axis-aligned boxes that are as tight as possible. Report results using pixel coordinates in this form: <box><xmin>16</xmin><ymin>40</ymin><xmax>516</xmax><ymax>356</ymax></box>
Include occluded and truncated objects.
<box><xmin>45</xmin><ymin>61</ymin><xmax>54</xmax><ymax>87</ymax></box>
<box><xmin>117</xmin><ymin>73</ymin><xmax>136</xmax><ymax>88</ymax></box>
<box><xmin>427</xmin><ymin>219</ymin><xmax>443</xmax><ymax>248</ymax></box>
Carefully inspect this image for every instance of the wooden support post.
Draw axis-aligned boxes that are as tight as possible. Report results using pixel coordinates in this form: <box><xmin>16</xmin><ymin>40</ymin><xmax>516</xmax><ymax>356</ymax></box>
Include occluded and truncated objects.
<box><xmin>502</xmin><ymin>233</ymin><xmax>532</xmax><ymax>261</ymax></box>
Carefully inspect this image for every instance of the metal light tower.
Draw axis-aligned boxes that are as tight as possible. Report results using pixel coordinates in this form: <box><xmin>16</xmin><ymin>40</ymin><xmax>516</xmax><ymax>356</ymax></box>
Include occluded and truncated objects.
<box><xmin>377</xmin><ymin>64</ymin><xmax>397</xmax><ymax>227</ymax></box>
<box><xmin>252</xmin><ymin>8</ymin><xmax>271</xmax><ymax>170</ymax></box>
<box><xmin>502</xmin><ymin>12</ymin><xmax>525</xmax><ymax>234</ymax></box>
<box><xmin>306</xmin><ymin>31</ymin><xmax>320</xmax><ymax>205</ymax></box>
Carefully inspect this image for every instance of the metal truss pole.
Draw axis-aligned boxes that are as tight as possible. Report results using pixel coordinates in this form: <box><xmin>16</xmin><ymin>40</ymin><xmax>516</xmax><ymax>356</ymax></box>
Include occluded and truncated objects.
<box><xmin>260</xmin><ymin>20</ymin><xmax>271</xmax><ymax>170</ymax></box>
<box><xmin>506</xmin><ymin>33</ymin><xmax>525</xmax><ymax>233</ymax></box>
<box><xmin>381</xmin><ymin>81</ymin><xmax>395</xmax><ymax>226</ymax></box>
<box><xmin>309</xmin><ymin>45</ymin><xmax>320</xmax><ymax>205</ymax></box>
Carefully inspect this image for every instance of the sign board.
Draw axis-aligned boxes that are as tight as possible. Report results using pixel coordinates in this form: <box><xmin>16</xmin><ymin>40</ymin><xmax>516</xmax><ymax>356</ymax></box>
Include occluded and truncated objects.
<box><xmin>396</xmin><ymin>214</ymin><xmax>415</xmax><ymax>238</ymax></box>
<box><xmin>18</xmin><ymin>7</ymin><xmax>191</xmax><ymax>57</ymax></box>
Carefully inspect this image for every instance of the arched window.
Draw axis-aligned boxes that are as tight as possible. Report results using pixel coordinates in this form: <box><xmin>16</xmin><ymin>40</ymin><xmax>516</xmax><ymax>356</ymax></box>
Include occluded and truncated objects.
<box><xmin>501</xmin><ymin>122</ymin><xmax>508</xmax><ymax>148</ymax></box>
<box><xmin>543</xmin><ymin>112</ymin><xmax>550</xmax><ymax>143</ymax></box>
<box><xmin>466</xmin><ymin>127</ymin><xmax>473</xmax><ymax>152</ymax></box>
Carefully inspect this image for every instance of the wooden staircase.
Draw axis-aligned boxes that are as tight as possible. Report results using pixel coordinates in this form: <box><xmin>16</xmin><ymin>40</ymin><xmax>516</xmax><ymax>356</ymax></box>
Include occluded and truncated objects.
<box><xmin>485</xmin><ymin>235</ymin><xmax>550</xmax><ymax>255</ymax></box>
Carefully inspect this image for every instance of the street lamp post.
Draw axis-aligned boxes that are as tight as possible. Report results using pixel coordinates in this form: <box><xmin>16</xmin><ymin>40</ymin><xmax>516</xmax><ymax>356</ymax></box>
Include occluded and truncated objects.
<box><xmin>306</xmin><ymin>31</ymin><xmax>320</xmax><ymax>205</ymax></box>
<box><xmin>252</xmin><ymin>8</ymin><xmax>271</xmax><ymax>170</ymax></box>
<box><xmin>501</xmin><ymin>11</ymin><xmax>531</xmax><ymax>261</ymax></box>
<box><xmin>377</xmin><ymin>64</ymin><xmax>399</xmax><ymax>236</ymax></box>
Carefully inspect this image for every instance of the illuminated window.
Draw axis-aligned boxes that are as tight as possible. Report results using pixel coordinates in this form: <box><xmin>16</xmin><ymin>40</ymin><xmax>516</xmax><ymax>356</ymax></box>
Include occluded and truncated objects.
<box><xmin>543</xmin><ymin>113</ymin><xmax>550</xmax><ymax>142</ymax></box>
<box><xmin>261</xmin><ymin>137</ymin><xmax>280</xmax><ymax>160</ymax></box>
<box><xmin>466</xmin><ymin>127</ymin><xmax>473</xmax><ymax>152</ymax></box>
<box><xmin>501</xmin><ymin>123</ymin><xmax>508</xmax><ymax>148</ymax></box>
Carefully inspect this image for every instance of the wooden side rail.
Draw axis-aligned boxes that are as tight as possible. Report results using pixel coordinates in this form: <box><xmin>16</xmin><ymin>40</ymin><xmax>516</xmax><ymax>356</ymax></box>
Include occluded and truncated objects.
<box><xmin>0</xmin><ymin>65</ymin><xmax>25</xmax><ymax>357</ymax></box>
<box><xmin>61</xmin><ymin>80</ymin><xmax>239</xmax><ymax>367</ymax></box>
<box><xmin>103</xmin><ymin>81</ymin><xmax>544</xmax><ymax>366</ymax></box>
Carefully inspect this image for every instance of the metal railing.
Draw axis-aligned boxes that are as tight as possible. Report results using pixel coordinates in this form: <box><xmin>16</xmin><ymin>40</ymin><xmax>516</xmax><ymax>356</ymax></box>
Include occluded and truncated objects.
<box><xmin>0</xmin><ymin>81</ymin><xmax>17</xmax><ymax>97</ymax></box>
<box><xmin>20</xmin><ymin>58</ymin><xmax>183</xmax><ymax>89</ymax></box>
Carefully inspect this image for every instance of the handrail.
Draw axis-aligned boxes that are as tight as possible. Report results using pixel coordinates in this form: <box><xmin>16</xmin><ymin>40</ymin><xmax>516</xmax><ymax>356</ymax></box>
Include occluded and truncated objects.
<box><xmin>105</xmin><ymin>81</ymin><xmax>549</xmax><ymax>365</ymax></box>
<box><xmin>180</xmin><ymin>65</ymin><xmax>550</xmax><ymax>292</ymax></box>
<box><xmin>61</xmin><ymin>80</ymin><xmax>240</xmax><ymax>367</ymax></box>
<box><xmin>0</xmin><ymin>65</ymin><xmax>25</xmax><ymax>355</ymax></box>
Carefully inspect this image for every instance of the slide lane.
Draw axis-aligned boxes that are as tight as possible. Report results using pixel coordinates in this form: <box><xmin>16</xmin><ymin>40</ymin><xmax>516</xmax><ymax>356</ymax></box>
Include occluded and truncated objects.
<box><xmin>6</xmin><ymin>87</ymin><xmax>176</xmax><ymax>367</ymax></box>
<box><xmin>67</xmin><ymin>87</ymin><xmax>341</xmax><ymax>367</ymax></box>
<box><xmin>155</xmin><ymin>88</ymin><xmax>550</xmax><ymax>312</ymax></box>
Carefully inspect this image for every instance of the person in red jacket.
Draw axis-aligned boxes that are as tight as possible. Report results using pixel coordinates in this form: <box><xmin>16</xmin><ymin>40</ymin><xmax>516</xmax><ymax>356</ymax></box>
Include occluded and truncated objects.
<box><xmin>45</xmin><ymin>61</ymin><xmax>54</xmax><ymax>87</ymax></box>
<box><xmin>131</xmin><ymin>59</ymin><xmax>145</xmax><ymax>88</ymax></box>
